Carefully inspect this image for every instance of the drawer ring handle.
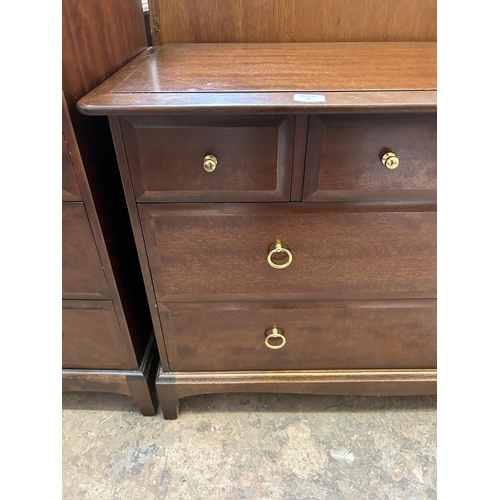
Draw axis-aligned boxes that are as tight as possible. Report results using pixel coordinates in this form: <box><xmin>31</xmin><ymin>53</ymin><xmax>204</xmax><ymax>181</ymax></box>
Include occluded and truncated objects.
<box><xmin>265</xmin><ymin>327</ymin><xmax>286</xmax><ymax>350</ymax></box>
<box><xmin>267</xmin><ymin>240</ymin><xmax>292</xmax><ymax>269</ymax></box>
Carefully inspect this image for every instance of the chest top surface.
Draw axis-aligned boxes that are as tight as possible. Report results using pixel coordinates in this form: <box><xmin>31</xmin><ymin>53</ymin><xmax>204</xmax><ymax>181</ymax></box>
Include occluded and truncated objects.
<box><xmin>77</xmin><ymin>42</ymin><xmax>436</xmax><ymax>115</ymax></box>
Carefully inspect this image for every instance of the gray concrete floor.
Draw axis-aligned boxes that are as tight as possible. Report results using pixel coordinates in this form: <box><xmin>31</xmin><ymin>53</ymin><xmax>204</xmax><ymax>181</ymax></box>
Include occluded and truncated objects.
<box><xmin>62</xmin><ymin>392</ymin><xmax>436</xmax><ymax>499</ymax></box>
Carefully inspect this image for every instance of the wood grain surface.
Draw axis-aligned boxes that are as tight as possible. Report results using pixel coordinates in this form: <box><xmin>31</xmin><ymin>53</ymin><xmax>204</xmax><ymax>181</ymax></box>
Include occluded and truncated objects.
<box><xmin>149</xmin><ymin>0</ymin><xmax>436</xmax><ymax>45</ymax></box>
<box><xmin>113</xmin><ymin>43</ymin><xmax>436</xmax><ymax>93</ymax></box>
<box><xmin>62</xmin><ymin>334</ymin><xmax>159</xmax><ymax>416</ymax></box>
<box><xmin>303</xmin><ymin>113</ymin><xmax>437</xmax><ymax>202</ymax></box>
<box><xmin>62</xmin><ymin>203</ymin><xmax>110</xmax><ymax>300</ymax></box>
<box><xmin>62</xmin><ymin>133</ymin><xmax>82</xmax><ymax>201</ymax></box>
<box><xmin>108</xmin><ymin>116</ymin><xmax>172</xmax><ymax>372</ymax></box>
<box><xmin>62</xmin><ymin>300</ymin><xmax>135</xmax><ymax>370</ymax></box>
<box><xmin>156</xmin><ymin>367</ymin><xmax>437</xmax><ymax>419</ymax></box>
<box><xmin>77</xmin><ymin>43</ymin><xmax>436</xmax><ymax>115</ymax></box>
<box><xmin>62</xmin><ymin>0</ymin><xmax>159</xmax><ymax>413</ymax></box>
<box><xmin>63</xmin><ymin>371</ymin><xmax>131</xmax><ymax>396</ymax></box>
<box><xmin>159</xmin><ymin>300</ymin><xmax>436</xmax><ymax>372</ymax></box>
<box><xmin>63</xmin><ymin>0</ymin><xmax>153</xmax><ymax>367</ymax></box>
<box><xmin>120</xmin><ymin>115</ymin><xmax>294</xmax><ymax>202</ymax></box>
<box><xmin>290</xmin><ymin>115</ymin><xmax>309</xmax><ymax>201</ymax></box>
<box><xmin>139</xmin><ymin>203</ymin><xmax>437</xmax><ymax>302</ymax></box>
<box><xmin>63</xmin><ymin>0</ymin><xmax>147</xmax><ymax>115</ymax></box>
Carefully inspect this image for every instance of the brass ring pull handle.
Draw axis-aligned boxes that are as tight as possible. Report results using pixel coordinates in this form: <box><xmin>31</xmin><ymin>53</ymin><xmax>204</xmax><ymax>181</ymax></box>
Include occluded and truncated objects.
<box><xmin>267</xmin><ymin>240</ymin><xmax>292</xmax><ymax>269</ymax></box>
<box><xmin>265</xmin><ymin>327</ymin><xmax>286</xmax><ymax>350</ymax></box>
<box><xmin>203</xmin><ymin>154</ymin><xmax>217</xmax><ymax>172</ymax></box>
<box><xmin>381</xmin><ymin>151</ymin><xmax>399</xmax><ymax>169</ymax></box>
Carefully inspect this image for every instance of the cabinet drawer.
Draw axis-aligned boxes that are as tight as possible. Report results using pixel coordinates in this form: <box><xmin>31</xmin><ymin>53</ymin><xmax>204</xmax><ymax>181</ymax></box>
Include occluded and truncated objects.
<box><xmin>120</xmin><ymin>115</ymin><xmax>294</xmax><ymax>202</ymax></box>
<box><xmin>62</xmin><ymin>203</ymin><xmax>110</xmax><ymax>299</ymax></box>
<box><xmin>62</xmin><ymin>300</ymin><xmax>133</xmax><ymax>370</ymax></box>
<box><xmin>303</xmin><ymin>113</ymin><xmax>436</xmax><ymax>202</ymax></box>
<box><xmin>139</xmin><ymin>203</ymin><xmax>436</xmax><ymax>302</ymax></box>
<box><xmin>159</xmin><ymin>300</ymin><xmax>436</xmax><ymax>372</ymax></box>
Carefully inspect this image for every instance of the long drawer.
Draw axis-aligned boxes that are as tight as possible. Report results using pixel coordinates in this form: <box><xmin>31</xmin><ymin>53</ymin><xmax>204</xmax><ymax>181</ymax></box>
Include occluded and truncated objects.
<box><xmin>159</xmin><ymin>300</ymin><xmax>437</xmax><ymax>372</ymax></box>
<box><xmin>139</xmin><ymin>203</ymin><xmax>436</xmax><ymax>302</ymax></box>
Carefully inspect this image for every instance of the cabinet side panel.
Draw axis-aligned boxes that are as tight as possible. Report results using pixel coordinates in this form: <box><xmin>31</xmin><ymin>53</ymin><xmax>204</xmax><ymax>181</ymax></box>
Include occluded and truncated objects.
<box><xmin>62</xmin><ymin>0</ymin><xmax>151</xmax><ymax>366</ymax></box>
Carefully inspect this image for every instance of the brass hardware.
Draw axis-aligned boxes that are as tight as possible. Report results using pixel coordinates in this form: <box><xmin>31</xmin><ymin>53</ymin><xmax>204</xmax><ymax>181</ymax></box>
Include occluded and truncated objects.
<box><xmin>267</xmin><ymin>240</ymin><xmax>292</xmax><ymax>269</ymax></box>
<box><xmin>265</xmin><ymin>327</ymin><xmax>286</xmax><ymax>349</ymax></box>
<box><xmin>203</xmin><ymin>154</ymin><xmax>217</xmax><ymax>172</ymax></box>
<box><xmin>382</xmin><ymin>152</ymin><xmax>399</xmax><ymax>169</ymax></box>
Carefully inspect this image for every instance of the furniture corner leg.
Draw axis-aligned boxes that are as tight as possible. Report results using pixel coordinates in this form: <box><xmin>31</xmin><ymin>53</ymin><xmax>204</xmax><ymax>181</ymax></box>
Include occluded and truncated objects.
<box><xmin>126</xmin><ymin>337</ymin><xmax>159</xmax><ymax>416</ymax></box>
<box><xmin>127</xmin><ymin>374</ymin><xmax>158</xmax><ymax>416</ymax></box>
<box><xmin>156</xmin><ymin>370</ymin><xmax>179</xmax><ymax>420</ymax></box>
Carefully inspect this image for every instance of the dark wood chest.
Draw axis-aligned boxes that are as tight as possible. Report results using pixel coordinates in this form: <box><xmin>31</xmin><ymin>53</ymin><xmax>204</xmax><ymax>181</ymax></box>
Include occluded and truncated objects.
<box><xmin>79</xmin><ymin>42</ymin><xmax>437</xmax><ymax>418</ymax></box>
<box><xmin>62</xmin><ymin>0</ymin><xmax>158</xmax><ymax>414</ymax></box>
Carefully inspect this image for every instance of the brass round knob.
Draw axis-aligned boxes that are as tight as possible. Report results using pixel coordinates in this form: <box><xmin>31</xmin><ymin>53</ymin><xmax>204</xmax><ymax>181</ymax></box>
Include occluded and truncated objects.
<box><xmin>265</xmin><ymin>327</ymin><xmax>286</xmax><ymax>349</ymax></box>
<box><xmin>203</xmin><ymin>154</ymin><xmax>217</xmax><ymax>172</ymax></box>
<box><xmin>267</xmin><ymin>240</ymin><xmax>292</xmax><ymax>269</ymax></box>
<box><xmin>382</xmin><ymin>152</ymin><xmax>399</xmax><ymax>169</ymax></box>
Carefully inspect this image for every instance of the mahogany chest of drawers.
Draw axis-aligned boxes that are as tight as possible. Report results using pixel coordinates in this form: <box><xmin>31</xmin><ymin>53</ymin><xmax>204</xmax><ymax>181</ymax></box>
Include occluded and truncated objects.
<box><xmin>62</xmin><ymin>94</ymin><xmax>157</xmax><ymax>415</ymax></box>
<box><xmin>62</xmin><ymin>0</ymin><xmax>158</xmax><ymax>415</ymax></box>
<box><xmin>79</xmin><ymin>42</ymin><xmax>437</xmax><ymax>419</ymax></box>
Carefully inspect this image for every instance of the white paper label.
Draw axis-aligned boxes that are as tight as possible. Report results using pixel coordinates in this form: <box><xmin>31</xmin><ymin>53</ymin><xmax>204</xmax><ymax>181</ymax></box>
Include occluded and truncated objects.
<box><xmin>293</xmin><ymin>94</ymin><xmax>326</xmax><ymax>103</ymax></box>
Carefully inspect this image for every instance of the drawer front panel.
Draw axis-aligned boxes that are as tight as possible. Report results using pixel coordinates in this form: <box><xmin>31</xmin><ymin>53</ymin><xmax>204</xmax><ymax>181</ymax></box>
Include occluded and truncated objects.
<box><xmin>120</xmin><ymin>115</ymin><xmax>294</xmax><ymax>202</ymax></box>
<box><xmin>139</xmin><ymin>204</ymin><xmax>436</xmax><ymax>302</ymax></box>
<box><xmin>303</xmin><ymin>113</ymin><xmax>436</xmax><ymax>202</ymax></box>
<box><xmin>159</xmin><ymin>300</ymin><xmax>437</xmax><ymax>372</ymax></box>
<box><xmin>62</xmin><ymin>203</ymin><xmax>110</xmax><ymax>299</ymax></box>
<box><xmin>62</xmin><ymin>300</ymin><xmax>134</xmax><ymax>370</ymax></box>
<box><xmin>62</xmin><ymin>133</ymin><xmax>82</xmax><ymax>201</ymax></box>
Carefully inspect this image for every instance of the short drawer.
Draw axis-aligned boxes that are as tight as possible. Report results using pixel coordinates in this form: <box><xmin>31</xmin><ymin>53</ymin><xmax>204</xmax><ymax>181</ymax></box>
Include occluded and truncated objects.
<box><xmin>119</xmin><ymin>115</ymin><xmax>294</xmax><ymax>202</ymax></box>
<box><xmin>159</xmin><ymin>300</ymin><xmax>437</xmax><ymax>372</ymax></box>
<box><xmin>62</xmin><ymin>300</ymin><xmax>134</xmax><ymax>370</ymax></box>
<box><xmin>139</xmin><ymin>203</ymin><xmax>436</xmax><ymax>302</ymax></box>
<box><xmin>303</xmin><ymin>113</ymin><xmax>436</xmax><ymax>202</ymax></box>
<box><xmin>62</xmin><ymin>203</ymin><xmax>110</xmax><ymax>299</ymax></box>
